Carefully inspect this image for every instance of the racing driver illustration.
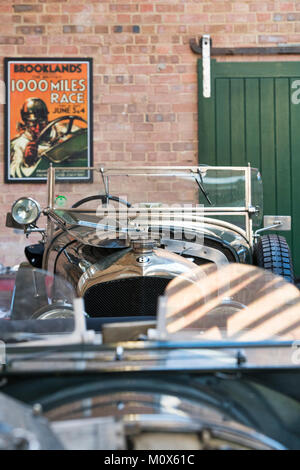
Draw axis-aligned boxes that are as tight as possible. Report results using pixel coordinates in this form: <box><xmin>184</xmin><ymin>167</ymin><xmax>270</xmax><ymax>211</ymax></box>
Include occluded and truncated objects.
<box><xmin>10</xmin><ymin>97</ymin><xmax>85</xmax><ymax>178</ymax></box>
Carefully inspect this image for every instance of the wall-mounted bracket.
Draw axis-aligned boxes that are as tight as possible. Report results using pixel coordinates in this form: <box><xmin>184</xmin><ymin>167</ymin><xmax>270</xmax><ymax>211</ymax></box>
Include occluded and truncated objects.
<box><xmin>202</xmin><ymin>34</ymin><xmax>211</xmax><ymax>98</ymax></box>
<box><xmin>190</xmin><ymin>37</ymin><xmax>300</xmax><ymax>56</ymax></box>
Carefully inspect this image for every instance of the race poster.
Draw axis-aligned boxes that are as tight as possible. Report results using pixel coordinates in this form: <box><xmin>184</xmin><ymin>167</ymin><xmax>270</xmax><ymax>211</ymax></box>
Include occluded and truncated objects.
<box><xmin>4</xmin><ymin>58</ymin><xmax>93</xmax><ymax>183</ymax></box>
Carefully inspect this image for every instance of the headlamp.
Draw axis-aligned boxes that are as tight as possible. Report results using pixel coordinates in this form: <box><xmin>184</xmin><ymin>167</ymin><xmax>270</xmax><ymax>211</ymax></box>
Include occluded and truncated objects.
<box><xmin>11</xmin><ymin>197</ymin><xmax>41</xmax><ymax>225</ymax></box>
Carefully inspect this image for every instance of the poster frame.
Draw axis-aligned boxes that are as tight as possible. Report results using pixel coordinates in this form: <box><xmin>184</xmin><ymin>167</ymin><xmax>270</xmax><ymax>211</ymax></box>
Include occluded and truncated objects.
<box><xmin>4</xmin><ymin>57</ymin><xmax>93</xmax><ymax>184</ymax></box>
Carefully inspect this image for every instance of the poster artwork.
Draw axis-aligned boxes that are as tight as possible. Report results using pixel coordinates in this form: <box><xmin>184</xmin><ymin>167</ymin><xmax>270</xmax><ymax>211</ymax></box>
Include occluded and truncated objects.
<box><xmin>5</xmin><ymin>58</ymin><xmax>93</xmax><ymax>183</ymax></box>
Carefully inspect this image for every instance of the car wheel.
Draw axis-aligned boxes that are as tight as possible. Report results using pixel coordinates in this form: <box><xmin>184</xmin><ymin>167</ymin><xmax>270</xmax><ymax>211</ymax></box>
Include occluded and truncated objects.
<box><xmin>253</xmin><ymin>234</ymin><xmax>295</xmax><ymax>283</ymax></box>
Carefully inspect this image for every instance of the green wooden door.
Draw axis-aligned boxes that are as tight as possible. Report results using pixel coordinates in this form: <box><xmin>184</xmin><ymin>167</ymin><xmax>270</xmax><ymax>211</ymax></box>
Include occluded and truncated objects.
<box><xmin>198</xmin><ymin>60</ymin><xmax>300</xmax><ymax>276</ymax></box>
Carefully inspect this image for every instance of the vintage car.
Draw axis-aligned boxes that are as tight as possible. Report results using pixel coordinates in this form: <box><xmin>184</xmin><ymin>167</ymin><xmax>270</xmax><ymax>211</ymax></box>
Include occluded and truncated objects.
<box><xmin>0</xmin><ymin>263</ymin><xmax>299</xmax><ymax>450</ymax></box>
<box><xmin>6</xmin><ymin>165</ymin><xmax>294</xmax><ymax>320</ymax></box>
<box><xmin>1</xmin><ymin>166</ymin><xmax>298</xmax><ymax>451</ymax></box>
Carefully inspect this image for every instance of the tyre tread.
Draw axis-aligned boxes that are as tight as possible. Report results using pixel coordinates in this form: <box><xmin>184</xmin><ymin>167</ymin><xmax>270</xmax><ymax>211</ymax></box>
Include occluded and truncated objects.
<box><xmin>253</xmin><ymin>234</ymin><xmax>294</xmax><ymax>283</ymax></box>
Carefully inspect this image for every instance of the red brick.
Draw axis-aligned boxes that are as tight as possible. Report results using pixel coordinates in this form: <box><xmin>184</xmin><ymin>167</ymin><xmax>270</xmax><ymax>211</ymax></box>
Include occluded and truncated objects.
<box><xmin>69</xmin><ymin>14</ymin><xmax>106</xmax><ymax>25</ymax></box>
<box><xmin>203</xmin><ymin>3</ymin><xmax>232</xmax><ymax>12</ymax></box>
<box><xmin>173</xmin><ymin>142</ymin><xmax>196</xmax><ymax>151</ymax></box>
<box><xmin>131</xmin><ymin>153</ymin><xmax>146</xmax><ymax>161</ymax></box>
<box><xmin>173</xmin><ymin>103</ymin><xmax>197</xmax><ymax>113</ymax></box>
<box><xmin>226</xmin><ymin>13</ymin><xmax>256</xmax><ymax>22</ymax></box>
<box><xmin>180</xmin><ymin>14</ymin><xmax>209</xmax><ymax>23</ymax></box>
<box><xmin>74</xmin><ymin>35</ymin><xmax>104</xmax><ymax>45</ymax></box>
<box><xmin>232</xmin><ymin>3</ymin><xmax>249</xmax><ymax>12</ymax></box>
<box><xmin>256</xmin><ymin>23</ymin><xmax>278</xmax><ymax>33</ymax></box>
<box><xmin>150</xmin><ymin>74</ymin><xmax>179</xmax><ymax>85</ymax></box>
<box><xmin>63</xmin><ymin>25</ymin><xmax>92</xmax><ymax>34</ymax></box>
<box><xmin>257</xmin><ymin>13</ymin><xmax>272</xmax><ymax>23</ymax></box>
<box><xmin>280</xmin><ymin>3</ymin><xmax>295</xmax><ymax>12</ymax></box>
<box><xmin>0</xmin><ymin>25</ymin><xmax>15</xmax><ymax>34</ymax></box>
<box><xmin>140</xmin><ymin>4</ymin><xmax>153</xmax><ymax>13</ymax></box>
<box><xmin>259</xmin><ymin>34</ymin><xmax>287</xmax><ymax>43</ymax></box>
<box><xmin>287</xmin><ymin>34</ymin><xmax>300</xmax><ymax>42</ymax></box>
<box><xmin>126</xmin><ymin>143</ymin><xmax>155</xmax><ymax>152</ymax></box>
<box><xmin>206</xmin><ymin>13</ymin><xmax>225</xmax><ymax>23</ymax></box>
<box><xmin>109</xmin><ymin>4</ymin><xmax>138</xmax><ymax>13</ymax></box>
<box><xmin>103</xmin><ymin>55</ymin><xmax>132</xmax><ymax>64</ymax></box>
<box><xmin>141</xmin><ymin>25</ymin><xmax>156</xmax><ymax>34</ymax></box>
<box><xmin>250</xmin><ymin>3</ymin><xmax>268</xmax><ymax>12</ymax></box>
<box><xmin>133</xmin><ymin>123</ymin><xmax>153</xmax><ymax>131</ymax></box>
<box><xmin>17</xmin><ymin>45</ymin><xmax>47</xmax><ymax>54</ymax></box>
<box><xmin>13</xmin><ymin>4</ymin><xmax>43</xmax><ymax>13</ymax></box>
<box><xmin>95</xmin><ymin>25</ymin><xmax>109</xmax><ymax>34</ymax></box>
<box><xmin>269</xmin><ymin>3</ymin><xmax>281</xmax><ymax>11</ymax></box>
<box><xmin>157</xmin><ymin>143</ymin><xmax>171</xmax><ymax>151</ymax></box>
<box><xmin>157</xmin><ymin>104</ymin><xmax>172</xmax><ymax>113</ymax></box>
<box><xmin>24</xmin><ymin>35</ymin><xmax>41</xmax><ymax>45</ymax></box>
<box><xmin>116</xmin><ymin>15</ymin><xmax>131</xmax><ymax>23</ymax></box>
<box><xmin>0</xmin><ymin>36</ymin><xmax>23</xmax><ymax>44</ymax></box>
<box><xmin>49</xmin><ymin>45</ymin><xmax>78</xmax><ymax>54</ymax></box>
<box><xmin>46</xmin><ymin>4</ymin><xmax>61</xmax><ymax>13</ymax></box>
<box><xmin>0</xmin><ymin>45</ymin><xmax>16</xmax><ymax>55</ymax></box>
<box><xmin>205</xmin><ymin>24</ymin><xmax>233</xmax><ymax>33</ymax></box>
<box><xmin>92</xmin><ymin>3</ymin><xmax>108</xmax><ymax>13</ymax></box>
<box><xmin>111</xmin><ymin>143</ymin><xmax>124</xmax><ymax>151</ymax></box>
<box><xmin>39</xmin><ymin>15</ymin><xmax>69</xmax><ymax>23</ymax></box>
<box><xmin>103</xmin><ymin>131</ymin><xmax>133</xmax><ymax>142</ymax></box>
<box><xmin>62</xmin><ymin>4</ymin><xmax>93</xmax><ymax>14</ymax></box>
<box><xmin>234</xmin><ymin>24</ymin><xmax>248</xmax><ymax>33</ymax></box>
<box><xmin>135</xmin><ymin>14</ymin><xmax>162</xmax><ymax>23</ymax></box>
<box><xmin>132</xmin><ymin>55</ymin><xmax>150</xmax><ymax>64</ymax></box>
<box><xmin>16</xmin><ymin>26</ymin><xmax>45</xmax><ymax>34</ymax></box>
<box><xmin>129</xmin><ymin>114</ymin><xmax>144</xmax><ymax>123</ymax></box>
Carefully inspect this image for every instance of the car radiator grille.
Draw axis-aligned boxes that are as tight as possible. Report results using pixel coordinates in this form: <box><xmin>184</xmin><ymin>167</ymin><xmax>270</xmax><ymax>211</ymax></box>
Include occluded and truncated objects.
<box><xmin>84</xmin><ymin>276</ymin><xmax>171</xmax><ymax>317</ymax></box>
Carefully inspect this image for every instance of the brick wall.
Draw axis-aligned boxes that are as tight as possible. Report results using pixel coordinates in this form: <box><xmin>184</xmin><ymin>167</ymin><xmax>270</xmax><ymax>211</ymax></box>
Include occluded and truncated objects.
<box><xmin>1</xmin><ymin>0</ymin><xmax>300</xmax><ymax>266</ymax></box>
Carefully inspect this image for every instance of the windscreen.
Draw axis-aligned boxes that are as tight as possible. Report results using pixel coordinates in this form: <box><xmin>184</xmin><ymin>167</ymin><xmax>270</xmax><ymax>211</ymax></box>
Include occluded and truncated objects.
<box><xmin>50</xmin><ymin>167</ymin><xmax>259</xmax><ymax>241</ymax></box>
<box><xmin>0</xmin><ymin>267</ymin><xmax>76</xmax><ymax>342</ymax></box>
<box><xmin>159</xmin><ymin>263</ymin><xmax>300</xmax><ymax>343</ymax></box>
<box><xmin>53</xmin><ymin>167</ymin><xmax>250</xmax><ymax>208</ymax></box>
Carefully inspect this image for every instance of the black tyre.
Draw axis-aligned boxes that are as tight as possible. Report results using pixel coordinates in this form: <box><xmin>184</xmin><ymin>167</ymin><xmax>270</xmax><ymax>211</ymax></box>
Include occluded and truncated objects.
<box><xmin>253</xmin><ymin>234</ymin><xmax>294</xmax><ymax>283</ymax></box>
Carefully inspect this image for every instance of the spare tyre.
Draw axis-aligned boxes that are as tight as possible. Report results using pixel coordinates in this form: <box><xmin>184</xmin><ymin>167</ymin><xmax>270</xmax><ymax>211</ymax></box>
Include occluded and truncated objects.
<box><xmin>253</xmin><ymin>234</ymin><xmax>294</xmax><ymax>283</ymax></box>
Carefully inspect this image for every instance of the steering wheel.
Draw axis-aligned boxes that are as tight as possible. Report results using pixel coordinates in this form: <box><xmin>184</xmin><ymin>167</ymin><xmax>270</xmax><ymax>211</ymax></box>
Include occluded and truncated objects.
<box><xmin>72</xmin><ymin>195</ymin><xmax>132</xmax><ymax>208</ymax></box>
<box><xmin>36</xmin><ymin>115</ymin><xmax>87</xmax><ymax>146</ymax></box>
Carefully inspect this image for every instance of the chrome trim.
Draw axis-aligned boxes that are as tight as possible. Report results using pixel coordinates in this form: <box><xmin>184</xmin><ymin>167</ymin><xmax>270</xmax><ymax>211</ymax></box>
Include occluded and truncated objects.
<box><xmin>50</xmin><ymin>165</ymin><xmax>257</xmax><ymax>172</ymax></box>
<box><xmin>47</xmin><ymin>164</ymin><xmax>55</xmax><ymax>209</ymax></box>
<box><xmin>46</xmin><ymin>208</ymin><xmax>249</xmax><ymax>243</ymax></box>
<box><xmin>263</xmin><ymin>215</ymin><xmax>291</xmax><ymax>231</ymax></box>
<box><xmin>77</xmin><ymin>245</ymin><xmax>196</xmax><ymax>297</ymax></box>
<box><xmin>161</xmin><ymin>239</ymin><xmax>229</xmax><ymax>266</ymax></box>
<box><xmin>49</xmin><ymin>391</ymin><xmax>285</xmax><ymax>450</ymax></box>
<box><xmin>5</xmin><ymin>343</ymin><xmax>299</xmax><ymax>371</ymax></box>
<box><xmin>11</xmin><ymin>197</ymin><xmax>41</xmax><ymax>226</ymax></box>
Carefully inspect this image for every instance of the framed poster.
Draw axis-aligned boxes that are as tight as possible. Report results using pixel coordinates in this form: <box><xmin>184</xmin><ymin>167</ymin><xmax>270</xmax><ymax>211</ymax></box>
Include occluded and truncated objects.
<box><xmin>4</xmin><ymin>58</ymin><xmax>93</xmax><ymax>183</ymax></box>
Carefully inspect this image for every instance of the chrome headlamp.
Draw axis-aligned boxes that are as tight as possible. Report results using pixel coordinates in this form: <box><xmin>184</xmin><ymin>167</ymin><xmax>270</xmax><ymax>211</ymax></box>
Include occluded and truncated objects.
<box><xmin>11</xmin><ymin>197</ymin><xmax>41</xmax><ymax>225</ymax></box>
